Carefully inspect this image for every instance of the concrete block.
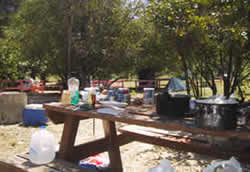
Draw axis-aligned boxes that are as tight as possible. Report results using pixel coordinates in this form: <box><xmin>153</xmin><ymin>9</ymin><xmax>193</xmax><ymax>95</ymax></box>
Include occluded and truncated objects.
<box><xmin>0</xmin><ymin>92</ymin><xmax>27</xmax><ymax>124</ymax></box>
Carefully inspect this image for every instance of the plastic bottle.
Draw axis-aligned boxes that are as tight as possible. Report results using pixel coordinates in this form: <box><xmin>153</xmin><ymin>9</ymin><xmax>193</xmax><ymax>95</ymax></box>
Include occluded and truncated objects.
<box><xmin>68</xmin><ymin>77</ymin><xmax>80</xmax><ymax>105</ymax></box>
<box><xmin>123</xmin><ymin>88</ymin><xmax>130</xmax><ymax>104</ymax></box>
<box><xmin>117</xmin><ymin>88</ymin><xmax>124</xmax><ymax>102</ymax></box>
<box><xmin>107</xmin><ymin>90</ymin><xmax>115</xmax><ymax>101</ymax></box>
<box><xmin>91</xmin><ymin>88</ymin><xmax>96</xmax><ymax>107</ymax></box>
<box><xmin>29</xmin><ymin>126</ymin><xmax>56</xmax><ymax>164</ymax></box>
<box><xmin>87</xmin><ymin>87</ymin><xmax>96</xmax><ymax>109</ymax></box>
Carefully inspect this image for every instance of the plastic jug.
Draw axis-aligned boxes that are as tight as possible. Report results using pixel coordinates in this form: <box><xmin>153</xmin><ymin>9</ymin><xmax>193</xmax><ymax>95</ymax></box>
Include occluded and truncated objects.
<box><xmin>29</xmin><ymin>126</ymin><xmax>56</xmax><ymax>164</ymax></box>
<box><xmin>148</xmin><ymin>159</ymin><xmax>176</xmax><ymax>172</ymax></box>
<box><xmin>68</xmin><ymin>77</ymin><xmax>80</xmax><ymax>105</ymax></box>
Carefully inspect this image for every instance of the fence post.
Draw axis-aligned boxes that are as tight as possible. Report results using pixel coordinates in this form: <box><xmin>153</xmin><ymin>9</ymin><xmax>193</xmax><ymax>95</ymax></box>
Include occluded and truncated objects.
<box><xmin>19</xmin><ymin>80</ymin><xmax>24</xmax><ymax>92</ymax></box>
<box><xmin>41</xmin><ymin>80</ymin><xmax>45</xmax><ymax>93</ymax></box>
<box><xmin>121</xmin><ymin>80</ymin><xmax>124</xmax><ymax>88</ymax></box>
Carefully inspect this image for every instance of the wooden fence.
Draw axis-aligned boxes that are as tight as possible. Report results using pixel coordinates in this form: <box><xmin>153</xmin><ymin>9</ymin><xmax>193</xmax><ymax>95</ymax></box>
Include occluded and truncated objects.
<box><xmin>0</xmin><ymin>79</ymin><xmax>171</xmax><ymax>91</ymax></box>
<box><xmin>0</xmin><ymin>80</ymin><xmax>45</xmax><ymax>92</ymax></box>
<box><xmin>91</xmin><ymin>79</ymin><xmax>170</xmax><ymax>89</ymax></box>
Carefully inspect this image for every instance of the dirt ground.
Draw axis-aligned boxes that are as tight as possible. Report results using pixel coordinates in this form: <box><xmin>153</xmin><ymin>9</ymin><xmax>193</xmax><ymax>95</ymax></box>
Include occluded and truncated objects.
<box><xmin>1</xmin><ymin>119</ymin><xmax>250</xmax><ymax>172</ymax></box>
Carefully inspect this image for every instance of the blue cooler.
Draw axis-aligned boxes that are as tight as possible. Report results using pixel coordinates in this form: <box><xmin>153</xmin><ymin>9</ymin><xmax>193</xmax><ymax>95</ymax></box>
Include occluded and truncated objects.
<box><xmin>23</xmin><ymin>104</ymin><xmax>48</xmax><ymax>126</ymax></box>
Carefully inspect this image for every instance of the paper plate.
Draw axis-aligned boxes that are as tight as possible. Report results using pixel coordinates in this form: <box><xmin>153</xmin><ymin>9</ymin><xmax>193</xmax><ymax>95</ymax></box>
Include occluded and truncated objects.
<box><xmin>99</xmin><ymin>101</ymin><xmax>128</xmax><ymax>108</ymax></box>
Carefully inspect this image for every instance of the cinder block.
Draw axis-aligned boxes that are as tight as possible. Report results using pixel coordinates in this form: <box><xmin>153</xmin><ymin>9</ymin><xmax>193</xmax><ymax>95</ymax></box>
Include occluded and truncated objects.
<box><xmin>0</xmin><ymin>92</ymin><xmax>27</xmax><ymax>124</ymax></box>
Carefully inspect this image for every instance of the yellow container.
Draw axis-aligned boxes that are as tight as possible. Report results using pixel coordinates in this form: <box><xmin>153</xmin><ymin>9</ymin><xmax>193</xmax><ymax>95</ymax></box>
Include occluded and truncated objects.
<box><xmin>61</xmin><ymin>90</ymin><xmax>71</xmax><ymax>105</ymax></box>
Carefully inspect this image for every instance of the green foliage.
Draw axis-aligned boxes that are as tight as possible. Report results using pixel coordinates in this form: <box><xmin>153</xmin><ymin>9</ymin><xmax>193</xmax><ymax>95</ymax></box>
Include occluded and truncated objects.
<box><xmin>0</xmin><ymin>38</ymin><xmax>24</xmax><ymax>81</ymax></box>
<box><xmin>0</xmin><ymin>0</ymin><xmax>248</xmax><ymax>100</ymax></box>
<box><xmin>7</xmin><ymin>0</ymin><xmax>65</xmax><ymax>78</ymax></box>
<box><xmin>147</xmin><ymin>0</ymin><xmax>249</xmax><ymax>99</ymax></box>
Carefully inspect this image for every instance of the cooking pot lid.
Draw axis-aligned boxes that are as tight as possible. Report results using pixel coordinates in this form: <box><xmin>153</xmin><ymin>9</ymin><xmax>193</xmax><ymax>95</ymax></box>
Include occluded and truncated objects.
<box><xmin>195</xmin><ymin>99</ymin><xmax>238</xmax><ymax>105</ymax></box>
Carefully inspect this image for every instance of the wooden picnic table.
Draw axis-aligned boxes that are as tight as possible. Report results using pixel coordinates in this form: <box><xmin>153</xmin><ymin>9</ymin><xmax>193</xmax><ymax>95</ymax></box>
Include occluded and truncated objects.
<box><xmin>43</xmin><ymin>103</ymin><xmax>250</xmax><ymax>172</ymax></box>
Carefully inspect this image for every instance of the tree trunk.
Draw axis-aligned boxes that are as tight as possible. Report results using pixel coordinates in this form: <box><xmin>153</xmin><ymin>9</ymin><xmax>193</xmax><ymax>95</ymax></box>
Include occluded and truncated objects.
<box><xmin>63</xmin><ymin>0</ymin><xmax>74</xmax><ymax>82</ymax></box>
<box><xmin>181</xmin><ymin>58</ymin><xmax>191</xmax><ymax>95</ymax></box>
<box><xmin>223</xmin><ymin>76</ymin><xmax>230</xmax><ymax>98</ymax></box>
<box><xmin>67</xmin><ymin>14</ymin><xmax>73</xmax><ymax>76</ymax></box>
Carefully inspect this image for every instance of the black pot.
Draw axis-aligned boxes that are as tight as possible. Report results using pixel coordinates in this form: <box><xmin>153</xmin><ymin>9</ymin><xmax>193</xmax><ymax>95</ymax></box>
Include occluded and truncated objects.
<box><xmin>195</xmin><ymin>100</ymin><xmax>238</xmax><ymax>130</ymax></box>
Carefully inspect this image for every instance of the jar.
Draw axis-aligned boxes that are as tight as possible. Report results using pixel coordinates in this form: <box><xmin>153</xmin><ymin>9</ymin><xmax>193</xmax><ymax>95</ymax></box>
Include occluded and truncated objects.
<box><xmin>143</xmin><ymin>88</ymin><xmax>155</xmax><ymax>107</ymax></box>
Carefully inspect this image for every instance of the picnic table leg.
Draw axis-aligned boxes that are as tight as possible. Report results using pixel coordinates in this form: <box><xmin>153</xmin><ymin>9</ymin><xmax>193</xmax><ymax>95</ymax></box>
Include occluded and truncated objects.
<box><xmin>58</xmin><ymin>115</ymin><xmax>80</xmax><ymax>162</ymax></box>
<box><xmin>103</xmin><ymin>120</ymin><xmax>123</xmax><ymax>172</ymax></box>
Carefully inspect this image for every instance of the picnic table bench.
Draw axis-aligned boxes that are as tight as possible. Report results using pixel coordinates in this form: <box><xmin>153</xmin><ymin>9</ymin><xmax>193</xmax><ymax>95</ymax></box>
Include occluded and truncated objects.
<box><xmin>43</xmin><ymin>103</ymin><xmax>250</xmax><ymax>172</ymax></box>
<box><xmin>0</xmin><ymin>153</ymin><xmax>97</xmax><ymax>172</ymax></box>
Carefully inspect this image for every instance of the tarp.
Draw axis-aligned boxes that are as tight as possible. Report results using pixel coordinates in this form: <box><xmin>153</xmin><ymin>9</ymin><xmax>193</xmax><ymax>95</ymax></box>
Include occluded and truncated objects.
<box><xmin>165</xmin><ymin>77</ymin><xmax>186</xmax><ymax>92</ymax></box>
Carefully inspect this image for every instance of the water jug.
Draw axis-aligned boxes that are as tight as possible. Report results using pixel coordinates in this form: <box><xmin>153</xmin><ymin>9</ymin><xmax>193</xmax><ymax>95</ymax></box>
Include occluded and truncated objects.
<box><xmin>68</xmin><ymin>77</ymin><xmax>80</xmax><ymax>105</ymax></box>
<box><xmin>29</xmin><ymin>126</ymin><xmax>56</xmax><ymax>164</ymax></box>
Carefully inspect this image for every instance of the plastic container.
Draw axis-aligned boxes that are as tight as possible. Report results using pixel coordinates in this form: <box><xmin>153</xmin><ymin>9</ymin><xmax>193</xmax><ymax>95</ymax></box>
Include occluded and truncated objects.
<box><xmin>143</xmin><ymin>88</ymin><xmax>155</xmax><ymax>107</ymax></box>
<box><xmin>68</xmin><ymin>77</ymin><xmax>79</xmax><ymax>105</ymax></box>
<box><xmin>29</xmin><ymin>126</ymin><xmax>56</xmax><ymax>164</ymax></box>
<box><xmin>107</xmin><ymin>90</ymin><xmax>115</xmax><ymax>101</ymax></box>
<box><xmin>156</xmin><ymin>93</ymin><xmax>190</xmax><ymax>117</ymax></box>
<box><xmin>123</xmin><ymin>88</ymin><xmax>130</xmax><ymax>104</ymax></box>
<box><xmin>117</xmin><ymin>88</ymin><xmax>124</xmax><ymax>102</ymax></box>
<box><xmin>124</xmin><ymin>94</ymin><xmax>131</xmax><ymax>104</ymax></box>
<box><xmin>61</xmin><ymin>90</ymin><xmax>71</xmax><ymax>105</ymax></box>
<box><xmin>87</xmin><ymin>87</ymin><xmax>96</xmax><ymax>108</ymax></box>
<box><xmin>23</xmin><ymin>104</ymin><xmax>47</xmax><ymax>126</ymax></box>
<box><xmin>80</xmin><ymin>91</ymin><xmax>88</xmax><ymax>103</ymax></box>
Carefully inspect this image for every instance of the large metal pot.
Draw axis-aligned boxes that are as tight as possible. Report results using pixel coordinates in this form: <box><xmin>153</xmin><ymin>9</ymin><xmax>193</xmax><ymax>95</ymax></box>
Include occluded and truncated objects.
<box><xmin>195</xmin><ymin>99</ymin><xmax>239</xmax><ymax>130</ymax></box>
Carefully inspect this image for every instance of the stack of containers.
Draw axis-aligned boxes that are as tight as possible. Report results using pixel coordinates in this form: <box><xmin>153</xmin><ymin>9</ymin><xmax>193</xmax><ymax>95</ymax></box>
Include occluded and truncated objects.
<box><xmin>107</xmin><ymin>89</ymin><xmax>115</xmax><ymax>101</ymax></box>
<box><xmin>117</xmin><ymin>88</ymin><xmax>124</xmax><ymax>102</ymax></box>
<box><xmin>116</xmin><ymin>88</ymin><xmax>131</xmax><ymax>104</ymax></box>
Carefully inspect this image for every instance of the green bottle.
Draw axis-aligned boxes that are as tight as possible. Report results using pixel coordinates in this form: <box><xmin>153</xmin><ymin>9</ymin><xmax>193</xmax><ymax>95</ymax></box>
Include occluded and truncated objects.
<box><xmin>68</xmin><ymin>77</ymin><xmax>80</xmax><ymax>105</ymax></box>
<box><xmin>71</xmin><ymin>90</ymin><xmax>79</xmax><ymax>105</ymax></box>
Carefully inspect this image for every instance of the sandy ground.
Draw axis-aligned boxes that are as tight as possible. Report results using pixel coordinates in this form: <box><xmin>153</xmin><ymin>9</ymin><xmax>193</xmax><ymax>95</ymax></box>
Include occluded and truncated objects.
<box><xmin>1</xmin><ymin>119</ymin><xmax>250</xmax><ymax>172</ymax></box>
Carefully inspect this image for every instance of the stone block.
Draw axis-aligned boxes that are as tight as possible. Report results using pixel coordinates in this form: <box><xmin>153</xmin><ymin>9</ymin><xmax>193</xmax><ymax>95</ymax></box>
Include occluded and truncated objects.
<box><xmin>0</xmin><ymin>92</ymin><xmax>27</xmax><ymax>124</ymax></box>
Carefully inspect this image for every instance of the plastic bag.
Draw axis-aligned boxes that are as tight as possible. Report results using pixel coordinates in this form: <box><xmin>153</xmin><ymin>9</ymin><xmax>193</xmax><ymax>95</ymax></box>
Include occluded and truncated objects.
<box><xmin>148</xmin><ymin>159</ymin><xmax>176</xmax><ymax>172</ymax></box>
<box><xmin>203</xmin><ymin>157</ymin><xmax>242</xmax><ymax>172</ymax></box>
<box><xmin>78</xmin><ymin>154</ymin><xmax>109</xmax><ymax>169</ymax></box>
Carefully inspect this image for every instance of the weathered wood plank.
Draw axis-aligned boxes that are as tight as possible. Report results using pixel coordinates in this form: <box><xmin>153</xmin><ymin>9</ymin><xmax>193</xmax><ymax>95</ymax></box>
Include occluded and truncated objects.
<box><xmin>46</xmin><ymin>110</ymin><xmax>66</xmax><ymax>124</ymax></box>
<box><xmin>0</xmin><ymin>153</ymin><xmax>98</xmax><ymax>172</ymax></box>
<box><xmin>59</xmin><ymin>133</ymin><xmax>134</xmax><ymax>162</ymax></box>
<box><xmin>46</xmin><ymin>110</ymin><xmax>89</xmax><ymax>124</ymax></box>
<box><xmin>43</xmin><ymin>103</ymin><xmax>250</xmax><ymax>140</ymax></box>
<box><xmin>103</xmin><ymin>120</ymin><xmax>123</xmax><ymax>172</ymax></box>
<box><xmin>58</xmin><ymin>115</ymin><xmax>80</xmax><ymax>162</ymax></box>
<box><xmin>119</xmin><ymin>125</ymin><xmax>250</xmax><ymax>163</ymax></box>
<box><xmin>0</xmin><ymin>160</ymin><xmax>26</xmax><ymax>172</ymax></box>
